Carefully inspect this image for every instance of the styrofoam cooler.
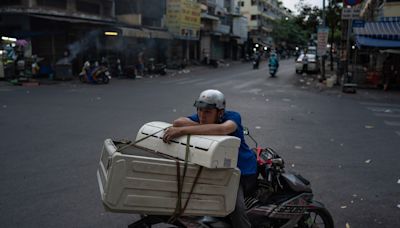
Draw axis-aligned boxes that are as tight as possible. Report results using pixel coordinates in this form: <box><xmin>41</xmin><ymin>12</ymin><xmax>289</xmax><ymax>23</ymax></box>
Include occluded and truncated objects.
<box><xmin>135</xmin><ymin>121</ymin><xmax>241</xmax><ymax>169</ymax></box>
<box><xmin>97</xmin><ymin>139</ymin><xmax>241</xmax><ymax>216</ymax></box>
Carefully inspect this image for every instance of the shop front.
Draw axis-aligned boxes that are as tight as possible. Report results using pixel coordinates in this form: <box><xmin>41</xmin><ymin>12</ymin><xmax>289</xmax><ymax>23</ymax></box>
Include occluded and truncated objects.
<box><xmin>353</xmin><ymin>20</ymin><xmax>400</xmax><ymax>89</ymax></box>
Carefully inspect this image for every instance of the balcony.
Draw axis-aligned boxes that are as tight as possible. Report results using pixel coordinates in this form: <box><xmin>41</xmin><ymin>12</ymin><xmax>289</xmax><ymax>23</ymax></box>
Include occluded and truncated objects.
<box><xmin>213</xmin><ymin>23</ymin><xmax>230</xmax><ymax>34</ymax></box>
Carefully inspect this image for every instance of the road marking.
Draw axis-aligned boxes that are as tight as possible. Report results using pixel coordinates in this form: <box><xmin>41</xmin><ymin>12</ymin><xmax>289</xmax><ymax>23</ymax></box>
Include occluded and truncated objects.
<box><xmin>396</xmin><ymin>131</ymin><xmax>400</xmax><ymax>137</ymax></box>
<box><xmin>234</xmin><ymin>78</ymin><xmax>265</xmax><ymax>89</ymax></box>
<box><xmin>366</xmin><ymin>107</ymin><xmax>400</xmax><ymax>113</ymax></box>
<box><xmin>374</xmin><ymin>113</ymin><xmax>400</xmax><ymax>118</ymax></box>
<box><xmin>177</xmin><ymin>78</ymin><xmax>204</xmax><ymax>85</ymax></box>
<box><xmin>213</xmin><ymin>79</ymin><xmax>242</xmax><ymax>88</ymax></box>
<box><xmin>196</xmin><ymin>70</ymin><xmax>256</xmax><ymax>86</ymax></box>
<box><xmin>361</xmin><ymin>102</ymin><xmax>400</xmax><ymax>108</ymax></box>
<box><xmin>240</xmin><ymin>88</ymin><xmax>263</xmax><ymax>95</ymax></box>
<box><xmin>384</xmin><ymin>121</ymin><xmax>400</xmax><ymax>127</ymax></box>
<box><xmin>0</xmin><ymin>88</ymin><xmax>13</xmax><ymax>92</ymax></box>
<box><xmin>160</xmin><ymin>78</ymin><xmax>192</xmax><ymax>84</ymax></box>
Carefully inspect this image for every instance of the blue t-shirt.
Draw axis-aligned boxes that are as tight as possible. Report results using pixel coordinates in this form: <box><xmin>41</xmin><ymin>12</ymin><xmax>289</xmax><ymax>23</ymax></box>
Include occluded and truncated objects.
<box><xmin>188</xmin><ymin>110</ymin><xmax>257</xmax><ymax>175</ymax></box>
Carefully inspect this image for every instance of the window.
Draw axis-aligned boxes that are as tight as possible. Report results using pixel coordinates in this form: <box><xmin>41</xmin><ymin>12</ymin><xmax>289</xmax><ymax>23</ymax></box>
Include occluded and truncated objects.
<box><xmin>76</xmin><ymin>1</ymin><xmax>100</xmax><ymax>15</ymax></box>
<box><xmin>37</xmin><ymin>0</ymin><xmax>67</xmax><ymax>9</ymax></box>
<box><xmin>239</xmin><ymin>1</ymin><xmax>244</xmax><ymax>7</ymax></box>
<box><xmin>251</xmin><ymin>15</ymin><xmax>259</xmax><ymax>20</ymax></box>
<box><xmin>251</xmin><ymin>0</ymin><xmax>257</xmax><ymax>6</ymax></box>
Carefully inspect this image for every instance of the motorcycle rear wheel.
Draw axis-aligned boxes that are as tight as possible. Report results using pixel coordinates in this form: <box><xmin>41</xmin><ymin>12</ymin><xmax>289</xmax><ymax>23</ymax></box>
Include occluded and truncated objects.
<box><xmin>78</xmin><ymin>75</ymin><xmax>85</xmax><ymax>83</ymax></box>
<box><xmin>97</xmin><ymin>73</ymin><xmax>110</xmax><ymax>84</ymax></box>
<box><xmin>297</xmin><ymin>208</ymin><xmax>334</xmax><ymax>228</ymax></box>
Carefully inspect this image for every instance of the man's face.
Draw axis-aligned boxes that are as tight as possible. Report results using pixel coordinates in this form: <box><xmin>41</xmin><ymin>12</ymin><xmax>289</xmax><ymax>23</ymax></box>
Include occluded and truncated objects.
<box><xmin>197</xmin><ymin>108</ymin><xmax>222</xmax><ymax>124</ymax></box>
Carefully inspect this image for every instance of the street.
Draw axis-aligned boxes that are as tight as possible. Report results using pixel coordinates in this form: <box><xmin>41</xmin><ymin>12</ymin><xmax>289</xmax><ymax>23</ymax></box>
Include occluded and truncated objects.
<box><xmin>1</xmin><ymin>58</ymin><xmax>400</xmax><ymax>228</ymax></box>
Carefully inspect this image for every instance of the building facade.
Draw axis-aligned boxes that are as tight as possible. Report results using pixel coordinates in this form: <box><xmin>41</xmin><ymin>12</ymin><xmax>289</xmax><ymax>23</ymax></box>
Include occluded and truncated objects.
<box><xmin>353</xmin><ymin>0</ymin><xmax>400</xmax><ymax>88</ymax></box>
<box><xmin>237</xmin><ymin>0</ymin><xmax>291</xmax><ymax>48</ymax></box>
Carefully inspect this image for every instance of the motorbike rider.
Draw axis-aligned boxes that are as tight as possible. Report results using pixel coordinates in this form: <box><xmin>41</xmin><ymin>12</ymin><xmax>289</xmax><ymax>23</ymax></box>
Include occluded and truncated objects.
<box><xmin>253</xmin><ymin>52</ymin><xmax>261</xmax><ymax>69</ymax></box>
<box><xmin>268</xmin><ymin>52</ymin><xmax>279</xmax><ymax>76</ymax></box>
<box><xmin>82</xmin><ymin>61</ymin><xmax>95</xmax><ymax>83</ymax></box>
<box><xmin>162</xmin><ymin>89</ymin><xmax>258</xmax><ymax>228</ymax></box>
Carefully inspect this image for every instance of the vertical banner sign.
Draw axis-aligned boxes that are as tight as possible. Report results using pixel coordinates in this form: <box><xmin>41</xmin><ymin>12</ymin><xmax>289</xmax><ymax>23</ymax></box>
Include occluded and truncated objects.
<box><xmin>166</xmin><ymin>0</ymin><xmax>200</xmax><ymax>40</ymax></box>
<box><xmin>317</xmin><ymin>27</ymin><xmax>329</xmax><ymax>56</ymax></box>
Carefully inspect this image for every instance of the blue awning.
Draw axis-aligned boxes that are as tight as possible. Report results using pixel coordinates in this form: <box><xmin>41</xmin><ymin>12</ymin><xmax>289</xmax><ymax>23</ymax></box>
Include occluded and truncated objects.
<box><xmin>353</xmin><ymin>21</ymin><xmax>400</xmax><ymax>40</ymax></box>
<box><xmin>356</xmin><ymin>36</ymin><xmax>400</xmax><ymax>48</ymax></box>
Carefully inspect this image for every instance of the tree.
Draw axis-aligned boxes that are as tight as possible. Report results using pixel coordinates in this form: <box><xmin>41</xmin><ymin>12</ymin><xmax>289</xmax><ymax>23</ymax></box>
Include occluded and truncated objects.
<box><xmin>294</xmin><ymin>0</ymin><xmax>322</xmax><ymax>45</ymax></box>
<box><xmin>326</xmin><ymin>0</ymin><xmax>342</xmax><ymax>70</ymax></box>
<box><xmin>272</xmin><ymin>18</ymin><xmax>308</xmax><ymax>49</ymax></box>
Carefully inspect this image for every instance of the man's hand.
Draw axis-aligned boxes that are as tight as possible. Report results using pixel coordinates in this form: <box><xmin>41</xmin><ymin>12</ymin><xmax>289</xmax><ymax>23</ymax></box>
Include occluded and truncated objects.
<box><xmin>162</xmin><ymin>127</ymin><xmax>184</xmax><ymax>143</ymax></box>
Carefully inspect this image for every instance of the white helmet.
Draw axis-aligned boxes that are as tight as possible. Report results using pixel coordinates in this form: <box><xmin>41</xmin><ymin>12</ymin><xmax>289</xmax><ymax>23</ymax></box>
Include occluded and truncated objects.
<box><xmin>194</xmin><ymin>89</ymin><xmax>226</xmax><ymax>110</ymax></box>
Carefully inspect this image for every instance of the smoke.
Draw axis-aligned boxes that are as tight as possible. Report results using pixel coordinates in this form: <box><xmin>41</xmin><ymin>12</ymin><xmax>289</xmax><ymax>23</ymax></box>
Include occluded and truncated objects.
<box><xmin>56</xmin><ymin>30</ymin><xmax>101</xmax><ymax>65</ymax></box>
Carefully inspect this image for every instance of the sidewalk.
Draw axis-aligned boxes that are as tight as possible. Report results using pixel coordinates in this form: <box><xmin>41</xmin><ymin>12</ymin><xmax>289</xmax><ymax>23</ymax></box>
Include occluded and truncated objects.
<box><xmin>295</xmin><ymin>60</ymin><xmax>400</xmax><ymax>102</ymax></box>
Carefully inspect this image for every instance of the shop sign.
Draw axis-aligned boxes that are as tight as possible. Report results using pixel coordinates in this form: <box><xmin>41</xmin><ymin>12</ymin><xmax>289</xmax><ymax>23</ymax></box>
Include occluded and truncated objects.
<box><xmin>342</xmin><ymin>8</ymin><xmax>361</xmax><ymax>20</ymax></box>
<box><xmin>166</xmin><ymin>0</ymin><xmax>201</xmax><ymax>40</ymax></box>
<box><xmin>317</xmin><ymin>27</ymin><xmax>329</xmax><ymax>56</ymax></box>
<box><xmin>352</xmin><ymin>19</ymin><xmax>365</xmax><ymax>28</ymax></box>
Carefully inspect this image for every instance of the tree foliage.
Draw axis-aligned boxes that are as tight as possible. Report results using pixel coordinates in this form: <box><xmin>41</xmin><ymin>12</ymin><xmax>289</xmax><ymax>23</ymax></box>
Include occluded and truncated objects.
<box><xmin>326</xmin><ymin>0</ymin><xmax>342</xmax><ymax>45</ymax></box>
<box><xmin>294</xmin><ymin>0</ymin><xmax>322</xmax><ymax>41</ymax></box>
<box><xmin>272</xmin><ymin>18</ymin><xmax>307</xmax><ymax>48</ymax></box>
<box><xmin>272</xmin><ymin>0</ymin><xmax>342</xmax><ymax>48</ymax></box>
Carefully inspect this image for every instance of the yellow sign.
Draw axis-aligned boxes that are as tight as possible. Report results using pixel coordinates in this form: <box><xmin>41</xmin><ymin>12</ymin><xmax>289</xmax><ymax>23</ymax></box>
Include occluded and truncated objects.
<box><xmin>166</xmin><ymin>0</ymin><xmax>200</xmax><ymax>40</ymax></box>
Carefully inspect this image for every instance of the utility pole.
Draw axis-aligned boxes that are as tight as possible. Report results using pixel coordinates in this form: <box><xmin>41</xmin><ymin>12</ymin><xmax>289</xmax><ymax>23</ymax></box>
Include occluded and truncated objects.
<box><xmin>320</xmin><ymin>0</ymin><xmax>326</xmax><ymax>81</ymax></box>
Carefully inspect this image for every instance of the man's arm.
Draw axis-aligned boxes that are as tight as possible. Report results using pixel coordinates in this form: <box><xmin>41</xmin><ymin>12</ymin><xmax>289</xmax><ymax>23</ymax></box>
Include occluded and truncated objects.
<box><xmin>172</xmin><ymin>117</ymin><xmax>199</xmax><ymax>127</ymax></box>
<box><xmin>163</xmin><ymin>120</ymin><xmax>237</xmax><ymax>143</ymax></box>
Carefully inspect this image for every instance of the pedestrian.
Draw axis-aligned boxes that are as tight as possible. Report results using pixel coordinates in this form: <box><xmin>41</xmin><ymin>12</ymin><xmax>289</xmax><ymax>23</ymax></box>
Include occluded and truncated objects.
<box><xmin>137</xmin><ymin>48</ymin><xmax>145</xmax><ymax>76</ymax></box>
<box><xmin>382</xmin><ymin>56</ymin><xmax>398</xmax><ymax>91</ymax></box>
<box><xmin>162</xmin><ymin>89</ymin><xmax>258</xmax><ymax>228</ymax></box>
<box><xmin>302</xmin><ymin>53</ymin><xmax>309</xmax><ymax>73</ymax></box>
<box><xmin>202</xmin><ymin>48</ymin><xmax>209</xmax><ymax>65</ymax></box>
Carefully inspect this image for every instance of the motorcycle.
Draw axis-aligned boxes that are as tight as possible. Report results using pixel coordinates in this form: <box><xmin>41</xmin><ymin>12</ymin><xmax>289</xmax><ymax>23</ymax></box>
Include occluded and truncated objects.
<box><xmin>147</xmin><ymin>58</ymin><xmax>167</xmax><ymax>76</ymax></box>
<box><xmin>253</xmin><ymin>57</ymin><xmax>260</xmax><ymax>69</ymax></box>
<box><xmin>268</xmin><ymin>56</ymin><xmax>279</xmax><ymax>78</ymax></box>
<box><xmin>78</xmin><ymin>61</ymin><xmax>111</xmax><ymax>84</ymax></box>
<box><xmin>269</xmin><ymin>64</ymin><xmax>278</xmax><ymax>77</ymax></box>
<box><xmin>128</xmin><ymin>129</ymin><xmax>334</xmax><ymax>228</ymax></box>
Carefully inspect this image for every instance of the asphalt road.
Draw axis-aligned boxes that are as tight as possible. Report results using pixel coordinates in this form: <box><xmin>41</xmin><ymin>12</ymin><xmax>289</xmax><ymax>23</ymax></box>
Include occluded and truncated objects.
<box><xmin>0</xmin><ymin>58</ymin><xmax>400</xmax><ymax>228</ymax></box>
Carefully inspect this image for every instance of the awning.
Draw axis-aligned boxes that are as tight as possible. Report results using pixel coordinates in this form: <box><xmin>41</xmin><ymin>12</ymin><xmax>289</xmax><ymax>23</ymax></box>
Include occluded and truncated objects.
<box><xmin>121</xmin><ymin>27</ymin><xmax>149</xmax><ymax>38</ymax></box>
<box><xmin>379</xmin><ymin>49</ymin><xmax>400</xmax><ymax>54</ymax></box>
<box><xmin>201</xmin><ymin>13</ymin><xmax>219</xmax><ymax>21</ymax></box>
<box><xmin>142</xmin><ymin>28</ymin><xmax>173</xmax><ymax>40</ymax></box>
<box><xmin>29</xmin><ymin>14</ymin><xmax>115</xmax><ymax>25</ymax></box>
<box><xmin>353</xmin><ymin>21</ymin><xmax>400</xmax><ymax>40</ymax></box>
<box><xmin>356</xmin><ymin>36</ymin><xmax>400</xmax><ymax>48</ymax></box>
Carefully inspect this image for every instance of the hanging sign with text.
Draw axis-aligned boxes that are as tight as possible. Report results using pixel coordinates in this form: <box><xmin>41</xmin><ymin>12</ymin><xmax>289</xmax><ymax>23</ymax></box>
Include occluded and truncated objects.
<box><xmin>317</xmin><ymin>27</ymin><xmax>329</xmax><ymax>56</ymax></box>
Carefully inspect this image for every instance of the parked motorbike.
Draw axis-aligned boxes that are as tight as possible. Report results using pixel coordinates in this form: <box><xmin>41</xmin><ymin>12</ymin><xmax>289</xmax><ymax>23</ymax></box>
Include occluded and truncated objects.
<box><xmin>78</xmin><ymin>61</ymin><xmax>111</xmax><ymax>84</ymax></box>
<box><xmin>128</xmin><ymin>129</ymin><xmax>334</xmax><ymax>228</ymax></box>
<box><xmin>253</xmin><ymin>59</ymin><xmax>260</xmax><ymax>69</ymax></box>
<box><xmin>147</xmin><ymin>58</ymin><xmax>167</xmax><ymax>75</ymax></box>
<box><xmin>253</xmin><ymin>54</ymin><xmax>261</xmax><ymax>69</ymax></box>
<box><xmin>242</xmin><ymin>54</ymin><xmax>251</xmax><ymax>62</ymax></box>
